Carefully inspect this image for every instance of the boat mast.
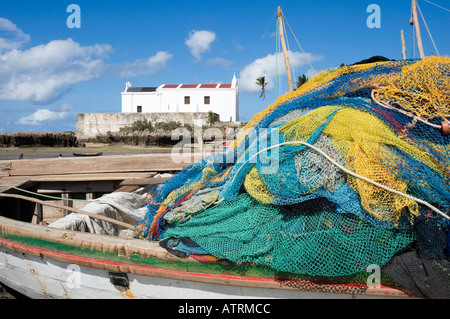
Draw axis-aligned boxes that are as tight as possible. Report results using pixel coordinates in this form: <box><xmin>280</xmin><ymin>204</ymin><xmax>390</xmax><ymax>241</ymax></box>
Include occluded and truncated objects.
<box><xmin>401</xmin><ymin>30</ymin><xmax>407</xmax><ymax>60</ymax></box>
<box><xmin>411</xmin><ymin>0</ymin><xmax>425</xmax><ymax>58</ymax></box>
<box><xmin>277</xmin><ymin>6</ymin><xmax>294</xmax><ymax>92</ymax></box>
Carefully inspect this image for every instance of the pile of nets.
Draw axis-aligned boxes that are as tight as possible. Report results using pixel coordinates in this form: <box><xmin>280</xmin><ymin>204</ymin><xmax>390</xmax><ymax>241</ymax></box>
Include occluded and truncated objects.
<box><xmin>134</xmin><ymin>56</ymin><xmax>450</xmax><ymax>298</ymax></box>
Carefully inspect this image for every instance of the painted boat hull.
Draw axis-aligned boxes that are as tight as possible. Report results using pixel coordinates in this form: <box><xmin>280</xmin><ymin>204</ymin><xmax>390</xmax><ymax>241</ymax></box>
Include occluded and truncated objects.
<box><xmin>0</xmin><ymin>216</ymin><xmax>410</xmax><ymax>299</ymax></box>
<box><xmin>73</xmin><ymin>152</ymin><xmax>103</xmax><ymax>157</ymax></box>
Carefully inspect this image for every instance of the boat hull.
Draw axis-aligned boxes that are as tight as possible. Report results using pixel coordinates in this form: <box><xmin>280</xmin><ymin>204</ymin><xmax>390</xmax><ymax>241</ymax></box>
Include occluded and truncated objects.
<box><xmin>0</xmin><ymin>216</ymin><xmax>410</xmax><ymax>299</ymax></box>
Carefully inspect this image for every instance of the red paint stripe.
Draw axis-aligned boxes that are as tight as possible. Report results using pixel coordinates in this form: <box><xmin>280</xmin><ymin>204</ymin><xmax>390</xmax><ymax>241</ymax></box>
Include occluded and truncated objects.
<box><xmin>0</xmin><ymin>237</ymin><xmax>409</xmax><ymax>296</ymax></box>
<box><xmin>0</xmin><ymin>237</ymin><xmax>275</xmax><ymax>283</ymax></box>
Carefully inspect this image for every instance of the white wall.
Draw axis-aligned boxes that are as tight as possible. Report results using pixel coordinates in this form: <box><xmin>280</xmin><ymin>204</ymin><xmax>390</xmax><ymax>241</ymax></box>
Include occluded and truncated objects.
<box><xmin>159</xmin><ymin>87</ymin><xmax>238</xmax><ymax>121</ymax></box>
<box><xmin>121</xmin><ymin>93</ymin><xmax>161</xmax><ymax>113</ymax></box>
<box><xmin>121</xmin><ymin>83</ymin><xmax>239</xmax><ymax>122</ymax></box>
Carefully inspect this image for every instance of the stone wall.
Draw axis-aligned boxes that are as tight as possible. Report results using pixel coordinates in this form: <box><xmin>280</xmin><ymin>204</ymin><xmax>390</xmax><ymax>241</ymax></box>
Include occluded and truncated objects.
<box><xmin>76</xmin><ymin>112</ymin><xmax>213</xmax><ymax>140</ymax></box>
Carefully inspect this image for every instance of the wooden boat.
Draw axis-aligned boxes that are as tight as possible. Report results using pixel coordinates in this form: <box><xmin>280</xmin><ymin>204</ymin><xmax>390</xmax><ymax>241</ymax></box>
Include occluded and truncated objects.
<box><xmin>0</xmin><ymin>205</ymin><xmax>410</xmax><ymax>299</ymax></box>
<box><xmin>0</xmin><ymin>154</ymin><xmax>410</xmax><ymax>299</ymax></box>
<box><xmin>73</xmin><ymin>152</ymin><xmax>103</xmax><ymax>157</ymax></box>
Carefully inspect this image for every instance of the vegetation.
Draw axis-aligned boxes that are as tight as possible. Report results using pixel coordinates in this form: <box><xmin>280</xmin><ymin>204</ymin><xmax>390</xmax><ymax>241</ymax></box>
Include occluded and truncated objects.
<box><xmin>121</xmin><ymin>119</ymin><xmax>194</xmax><ymax>133</ymax></box>
<box><xmin>295</xmin><ymin>74</ymin><xmax>308</xmax><ymax>89</ymax></box>
<box><xmin>256</xmin><ymin>76</ymin><xmax>268</xmax><ymax>100</ymax></box>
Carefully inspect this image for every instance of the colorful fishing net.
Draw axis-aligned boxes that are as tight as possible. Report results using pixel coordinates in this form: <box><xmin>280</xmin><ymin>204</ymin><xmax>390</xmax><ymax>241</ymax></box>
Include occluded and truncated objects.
<box><xmin>134</xmin><ymin>56</ymin><xmax>450</xmax><ymax>297</ymax></box>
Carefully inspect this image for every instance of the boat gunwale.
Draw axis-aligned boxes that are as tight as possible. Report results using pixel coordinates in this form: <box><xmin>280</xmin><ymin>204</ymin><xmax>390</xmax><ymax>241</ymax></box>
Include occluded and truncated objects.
<box><xmin>0</xmin><ymin>215</ymin><xmax>410</xmax><ymax>297</ymax></box>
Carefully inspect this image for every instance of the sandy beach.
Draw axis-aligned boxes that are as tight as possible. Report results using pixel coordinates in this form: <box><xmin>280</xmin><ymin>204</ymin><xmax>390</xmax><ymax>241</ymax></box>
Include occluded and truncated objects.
<box><xmin>0</xmin><ymin>144</ymin><xmax>173</xmax><ymax>161</ymax></box>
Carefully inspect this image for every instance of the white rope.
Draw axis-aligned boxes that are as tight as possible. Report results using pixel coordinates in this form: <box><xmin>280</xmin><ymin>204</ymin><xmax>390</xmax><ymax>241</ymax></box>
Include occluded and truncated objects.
<box><xmin>423</xmin><ymin>0</ymin><xmax>450</xmax><ymax>12</ymax></box>
<box><xmin>371</xmin><ymin>89</ymin><xmax>443</xmax><ymax>129</ymax></box>
<box><xmin>226</xmin><ymin>140</ymin><xmax>449</xmax><ymax>220</ymax></box>
<box><xmin>282</xmin><ymin>15</ymin><xmax>317</xmax><ymax>75</ymax></box>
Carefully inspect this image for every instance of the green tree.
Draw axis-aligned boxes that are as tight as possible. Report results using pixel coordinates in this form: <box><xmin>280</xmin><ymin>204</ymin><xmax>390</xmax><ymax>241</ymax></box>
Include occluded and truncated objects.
<box><xmin>295</xmin><ymin>74</ymin><xmax>308</xmax><ymax>89</ymax></box>
<box><xmin>256</xmin><ymin>76</ymin><xmax>268</xmax><ymax>100</ymax></box>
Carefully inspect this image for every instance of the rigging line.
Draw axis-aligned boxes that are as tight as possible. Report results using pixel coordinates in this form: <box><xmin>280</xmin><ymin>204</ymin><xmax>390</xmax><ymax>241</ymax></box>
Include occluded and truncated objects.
<box><xmin>283</xmin><ymin>16</ymin><xmax>296</xmax><ymax>89</ymax></box>
<box><xmin>282</xmin><ymin>14</ymin><xmax>317</xmax><ymax>75</ymax></box>
<box><xmin>275</xmin><ymin>19</ymin><xmax>278</xmax><ymax>99</ymax></box>
<box><xmin>416</xmin><ymin>1</ymin><xmax>440</xmax><ymax>56</ymax></box>
<box><xmin>0</xmin><ymin>184</ymin><xmax>88</xmax><ymax>202</ymax></box>
<box><xmin>249</xmin><ymin>11</ymin><xmax>277</xmax><ymax>63</ymax></box>
<box><xmin>423</xmin><ymin>0</ymin><xmax>450</xmax><ymax>12</ymax></box>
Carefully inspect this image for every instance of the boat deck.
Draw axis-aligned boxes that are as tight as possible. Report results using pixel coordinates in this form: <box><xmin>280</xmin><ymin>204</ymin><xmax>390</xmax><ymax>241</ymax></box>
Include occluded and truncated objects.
<box><xmin>0</xmin><ymin>153</ymin><xmax>195</xmax><ymax>225</ymax></box>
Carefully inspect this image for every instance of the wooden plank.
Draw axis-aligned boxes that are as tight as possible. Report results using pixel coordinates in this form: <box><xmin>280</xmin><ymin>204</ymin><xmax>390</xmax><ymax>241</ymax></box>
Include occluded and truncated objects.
<box><xmin>31</xmin><ymin>203</ymin><xmax>43</xmax><ymax>225</ymax></box>
<box><xmin>8</xmin><ymin>154</ymin><xmax>196</xmax><ymax>177</ymax></box>
<box><xmin>113</xmin><ymin>186</ymin><xmax>140</xmax><ymax>193</ymax></box>
<box><xmin>0</xmin><ymin>177</ymin><xmax>35</xmax><ymax>194</ymax></box>
<box><xmin>29</xmin><ymin>172</ymin><xmax>157</xmax><ymax>183</ymax></box>
<box><xmin>119</xmin><ymin>177</ymin><xmax>170</xmax><ymax>187</ymax></box>
<box><xmin>37</xmin><ymin>181</ymin><xmax>121</xmax><ymax>194</ymax></box>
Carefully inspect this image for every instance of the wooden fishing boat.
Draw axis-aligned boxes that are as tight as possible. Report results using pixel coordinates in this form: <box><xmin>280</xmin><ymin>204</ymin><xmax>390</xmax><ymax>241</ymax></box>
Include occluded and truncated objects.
<box><xmin>73</xmin><ymin>152</ymin><xmax>103</xmax><ymax>157</ymax></box>
<box><xmin>0</xmin><ymin>153</ymin><xmax>410</xmax><ymax>299</ymax></box>
<box><xmin>0</xmin><ymin>205</ymin><xmax>411</xmax><ymax>299</ymax></box>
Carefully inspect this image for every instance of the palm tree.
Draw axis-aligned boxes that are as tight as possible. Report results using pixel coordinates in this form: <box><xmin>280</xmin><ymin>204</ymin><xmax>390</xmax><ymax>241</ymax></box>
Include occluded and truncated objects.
<box><xmin>256</xmin><ymin>76</ymin><xmax>268</xmax><ymax>100</ymax></box>
<box><xmin>295</xmin><ymin>74</ymin><xmax>308</xmax><ymax>89</ymax></box>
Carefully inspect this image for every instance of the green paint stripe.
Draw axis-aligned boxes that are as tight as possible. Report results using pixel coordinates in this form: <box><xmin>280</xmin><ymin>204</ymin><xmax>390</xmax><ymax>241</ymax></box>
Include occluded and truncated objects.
<box><xmin>0</xmin><ymin>233</ymin><xmax>279</xmax><ymax>279</ymax></box>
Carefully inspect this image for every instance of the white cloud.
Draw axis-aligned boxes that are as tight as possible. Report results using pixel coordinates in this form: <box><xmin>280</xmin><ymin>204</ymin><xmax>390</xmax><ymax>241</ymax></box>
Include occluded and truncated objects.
<box><xmin>18</xmin><ymin>103</ymin><xmax>73</xmax><ymax>125</ymax></box>
<box><xmin>0</xmin><ymin>38</ymin><xmax>111</xmax><ymax>104</ymax></box>
<box><xmin>0</xmin><ymin>27</ymin><xmax>173</xmax><ymax>104</ymax></box>
<box><xmin>113</xmin><ymin>51</ymin><xmax>173</xmax><ymax>78</ymax></box>
<box><xmin>185</xmin><ymin>30</ymin><xmax>216</xmax><ymax>61</ymax></box>
<box><xmin>238</xmin><ymin>51</ymin><xmax>323</xmax><ymax>93</ymax></box>
<box><xmin>206</xmin><ymin>57</ymin><xmax>234</xmax><ymax>69</ymax></box>
<box><xmin>0</xmin><ymin>18</ymin><xmax>30</xmax><ymax>51</ymax></box>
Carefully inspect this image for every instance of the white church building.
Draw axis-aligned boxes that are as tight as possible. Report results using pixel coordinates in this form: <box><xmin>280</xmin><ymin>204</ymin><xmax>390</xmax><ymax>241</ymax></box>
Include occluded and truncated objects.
<box><xmin>121</xmin><ymin>74</ymin><xmax>239</xmax><ymax>122</ymax></box>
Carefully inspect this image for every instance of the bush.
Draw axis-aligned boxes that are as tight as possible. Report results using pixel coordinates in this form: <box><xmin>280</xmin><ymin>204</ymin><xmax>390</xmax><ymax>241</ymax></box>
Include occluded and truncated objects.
<box><xmin>130</xmin><ymin>119</ymin><xmax>154</xmax><ymax>132</ymax></box>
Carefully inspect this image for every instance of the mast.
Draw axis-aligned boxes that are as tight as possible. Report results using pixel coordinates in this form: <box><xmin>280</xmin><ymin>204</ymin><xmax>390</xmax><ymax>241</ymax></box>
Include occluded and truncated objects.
<box><xmin>411</xmin><ymin>0</ymin><xmax>425</xmax><ymax>59</ymax></box>
<box><xmin>277</xmin><ymin>6</ymin><xmax>294</xmax><ymax>92</ymax></box>
<box><xmin>400</xmin><ymin>30</ymin><xmax>407</xmax><ymax>60</ymax></box>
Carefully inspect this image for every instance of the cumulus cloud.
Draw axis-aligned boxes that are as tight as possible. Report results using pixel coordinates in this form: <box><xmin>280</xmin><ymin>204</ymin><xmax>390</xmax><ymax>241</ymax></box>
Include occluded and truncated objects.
<box><xmin>0</xmin><ymin>18</ymin><xmax>30</xmax><ymax>51</ymax></box>
<box><xmin>238</xmin><ymin>51</ymin><xmax>323</xmax><ymax>93</ymax></box>
<box><xmin>0</xmin><ymin>38</ymin><xmax>110</xmax><ymax>104</ymax></box>
<box><xmin>112</xmin><ymin>51</ymin><xmax>173</xmax><ymax>78</ymax></box>
<box><xmin>206</xmin><ymin>57</ymin><xmax>234</xmax><ymax>69</ymax></box>
<box><xmin>0</xmin><ymin>21</ymin><xmax>173</xmax><ymax>104</ymax></box>
<box><xmin>18</xmin><ymin>103</ymin><xmax>73</xmax><ymax>125</ymax></box>
<box><xmin>185</xmin><ymin>30</ymin><xmax>216</xmax><ymax>61</ymax></box>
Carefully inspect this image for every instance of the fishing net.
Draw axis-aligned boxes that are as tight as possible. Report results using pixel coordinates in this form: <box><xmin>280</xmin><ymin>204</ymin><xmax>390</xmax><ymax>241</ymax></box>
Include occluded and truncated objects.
<box><xmin>134</xmin><ymin>56</ymin><xmax>450</xmax><ymax>298</ymax></box>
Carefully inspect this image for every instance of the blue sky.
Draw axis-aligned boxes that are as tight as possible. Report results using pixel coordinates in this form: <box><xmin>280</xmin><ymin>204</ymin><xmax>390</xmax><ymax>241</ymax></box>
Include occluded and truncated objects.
<box><xmin>0</xmin><ymin>0</ymin><xmax>448</xmax><ymax>133</ymax></box>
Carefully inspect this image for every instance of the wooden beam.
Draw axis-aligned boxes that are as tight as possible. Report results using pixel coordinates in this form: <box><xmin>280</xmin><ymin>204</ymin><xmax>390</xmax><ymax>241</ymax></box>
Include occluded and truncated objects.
<box><xmin>8</xmin><ymin>154</ymin><xmax>194</xmax><ymax>177</ymax></box>
<box><xmin>31</xmin><ymin>203</ymin><xmax>43</xmax><ymax>225</ymax></box>
<box><xmin>278</xmin><ymin>6</ymin><xmax>294</xmax><ymax>92</ymax></box>
<box><xmin>411</xmin><ymin>0</ymin><xmax>425</xmax><ymax>58</ymax></box>
<box><xmin>119</xmin><ymin>177</ymin><xmax>170</xmax><ymax>187</ymax></box>
<box><xmin>0</xmin><ymin>193</ymin><xmax>135</xmax><ymax>230</ymax></box>
<box><xmin>401</xmin><ymin>29</ymin><xmax>407</xmax><ymax>60</ymax></box>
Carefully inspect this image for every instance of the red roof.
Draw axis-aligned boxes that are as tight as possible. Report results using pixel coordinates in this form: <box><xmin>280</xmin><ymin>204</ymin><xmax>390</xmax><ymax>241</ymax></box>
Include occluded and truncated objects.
<box><xmin>180</xmin><ymin>84</ymin><xmax>198</xmax><ymax>88</ymax></box>
<box><xmin>161</xmin><ymin>84</ymin><xmax>232</xmax><ymax>89</ymax></box>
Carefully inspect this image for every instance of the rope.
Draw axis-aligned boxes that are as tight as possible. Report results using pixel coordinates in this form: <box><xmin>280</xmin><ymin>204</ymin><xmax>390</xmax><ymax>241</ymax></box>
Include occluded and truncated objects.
<box><xmin>370</xmin><ymin>89</ymin><xmax>444</xmax><ymax>130</ymax></box>
<box><xmin>416</xmin><ymin>1</ymin><xmax>440</xmax><ymax>56</ymax></box>
<box><xmin>227</xmin><ymin>141</ymin><xmax>449</xmax><ymax>221</ymax></box>
<box><xmin>282</xmin><ymin>15</ymin><xmax>317</xmax><ymax>75</ymax></box>
<box><xmin>0</xmin><ymin>184</ymin><xmax>88</xmax><ymax>202</ymax></box>
<box><xmin>423</xmin><ymin>0</ymin><xmax>450</xmax><ymax>12</ymax></box>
